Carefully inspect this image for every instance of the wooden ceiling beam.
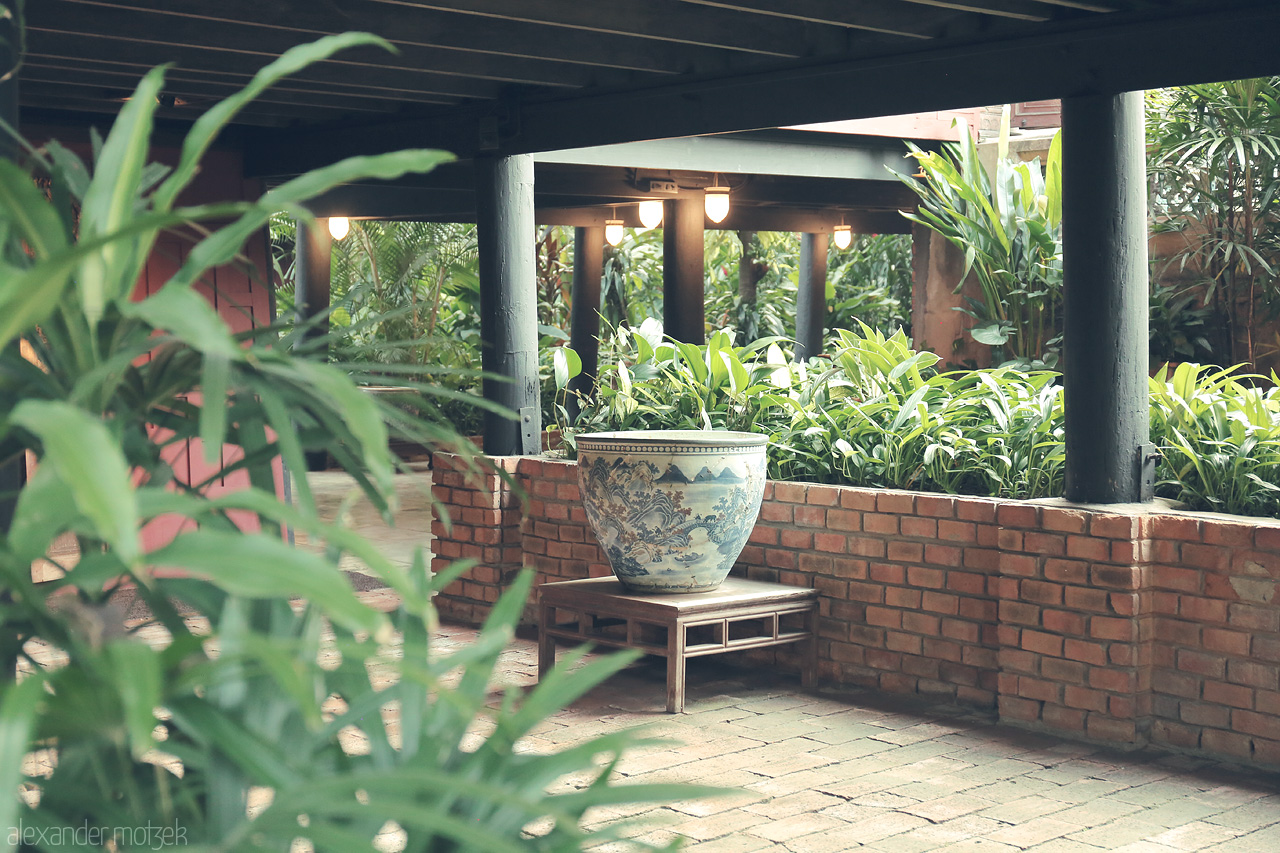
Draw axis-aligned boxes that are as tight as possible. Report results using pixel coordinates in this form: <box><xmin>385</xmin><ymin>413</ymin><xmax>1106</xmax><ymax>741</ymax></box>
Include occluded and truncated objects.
<box><xmin>375</xmin><ymin>0</ymin><xmax>851</xmax><ymax>58</ymax></box>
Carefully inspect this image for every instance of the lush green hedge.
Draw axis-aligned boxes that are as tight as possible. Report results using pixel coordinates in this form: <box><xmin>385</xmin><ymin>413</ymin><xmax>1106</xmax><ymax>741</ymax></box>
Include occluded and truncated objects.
<box><xmin>556</xmin><ymin>323</ymin><xmax>1280</xmax><ymax>518</ymax></box>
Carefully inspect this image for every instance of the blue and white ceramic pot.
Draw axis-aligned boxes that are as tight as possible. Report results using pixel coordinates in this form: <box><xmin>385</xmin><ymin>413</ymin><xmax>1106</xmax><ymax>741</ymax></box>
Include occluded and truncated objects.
<box><xmin>576</xmin><ymin>430</ymin><xmax>768</xmax><ymax>594</ymax></box>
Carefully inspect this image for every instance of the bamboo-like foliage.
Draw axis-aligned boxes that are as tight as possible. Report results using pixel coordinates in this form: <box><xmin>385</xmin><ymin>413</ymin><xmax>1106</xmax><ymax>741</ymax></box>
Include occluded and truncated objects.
<box><xmin>1147</xmin><ymin>78</ymin><xmax>1280</xmax><ymax>369</ymax></box>
<box><xmin>0</xmin><ymin>35</ymin><xmax>704</xmax><ymax>852</ymax></box>
<box><xmin>896</xmin><ymin>120</ymin><xmax>1063</xmax><ymax>367</ymax></box>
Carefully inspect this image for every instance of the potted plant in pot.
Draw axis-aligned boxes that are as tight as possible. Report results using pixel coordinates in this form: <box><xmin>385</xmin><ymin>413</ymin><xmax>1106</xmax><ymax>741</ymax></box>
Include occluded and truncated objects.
<box><xmin>554</xmin><ymin>325</ymin><xmax>776</xmax><ymax>593</ymax></box>
<box><xmin>575</xmin><ymin>429</ymin><xmax>767</xmax><ymax>593</ymax></box>
<box><xmin>0</xmin><ymin>30</ymin><xmax>704</xmax><ymax>851</ymax></box>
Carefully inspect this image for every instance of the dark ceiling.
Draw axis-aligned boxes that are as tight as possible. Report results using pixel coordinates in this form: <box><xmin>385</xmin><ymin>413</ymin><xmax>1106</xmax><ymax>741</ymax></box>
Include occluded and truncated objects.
<box><xmin>17</xmin><ymin>0</ymin><xmax>1280</xmax><ymax>177</ymax></box>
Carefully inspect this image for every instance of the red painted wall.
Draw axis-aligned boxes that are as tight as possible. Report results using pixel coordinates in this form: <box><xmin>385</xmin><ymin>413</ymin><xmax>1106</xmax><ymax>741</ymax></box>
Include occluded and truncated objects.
<box><xmin>25</xmin><ymin>129</ymin><xmax>276</xmax><ymax>558</ymax></box>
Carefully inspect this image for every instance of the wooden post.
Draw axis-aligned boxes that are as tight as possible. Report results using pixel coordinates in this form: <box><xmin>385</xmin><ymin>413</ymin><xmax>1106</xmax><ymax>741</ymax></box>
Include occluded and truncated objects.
<box><xmin>477</xmin><ymin>154</ymin><xmax>541</xmax><ymax>456</ymax></box>
<box><xmin>294</xmin><ymin>218</ymin><xmax>333</xmax><ymax>471</ymax></box>
<box><xmin>0</xmin><ymin>7</ymin><xmax>21</xmax><ymax>534</ymax></box>
<box><xmin>796</xmin><ymin>232</ymin><xmax>828</xmax><ymax>361</ymax></box>
<box><xmin>294</xmin><ymin>218</ymin><xmax>332</xmax><ymax>341</ymax></box>
<box><xmin>1061</xmin><ymin>92</ymin><xmax>1151</xmax><ymax>503</ymax></box>
<box><xmin>567</xmin><ymin>225</ymin><xmax>604</xmax><ymax>420</ymax></box>
<box><xmin>662</xmin><ymin>197</ymin><xmax>705</xmax><ymax>344</ymax></box>
<box><xmin>738</xmin><ymin>229</ymin><xmax>766</xmax><ymax>343</ymax></box>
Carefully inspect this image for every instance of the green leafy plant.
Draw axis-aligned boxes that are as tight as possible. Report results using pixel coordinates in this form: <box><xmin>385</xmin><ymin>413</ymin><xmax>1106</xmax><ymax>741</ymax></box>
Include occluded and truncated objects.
<box><xmin>1149</xmin><ymin>281</ymin><xmax>1214</xmax><ymax>365</ymax></box>
<box><xmin>0</xmin><ymin>33</ymin><xmax>703</xmax><ymax>852</ymax></box>
<box><xmin>1150</xmin><ymin>362</ymin><xmax>1280</xmax><ymax>515</ymax></box>
<box><xmin>1147</xmin><ymin>78</ymin><xmax>1280</xmax><ymax>369</ymax></box>
<box><xmin>827</xmin><ymin>234</ymin><xmax>913</xmax><ymax>338</ymax></box>
<box><xmin>897</xmin><ymin>121</ymin><xmax>1063</xmax><ymax>366</ymax></box>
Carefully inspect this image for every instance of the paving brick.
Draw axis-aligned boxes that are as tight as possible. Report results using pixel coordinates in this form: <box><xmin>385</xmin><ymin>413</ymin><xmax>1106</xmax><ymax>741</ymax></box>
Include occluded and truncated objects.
<box><xmin>745</xmin><ymin>812</ymin><xmax>851</xmax><ymax>842</ymax></box>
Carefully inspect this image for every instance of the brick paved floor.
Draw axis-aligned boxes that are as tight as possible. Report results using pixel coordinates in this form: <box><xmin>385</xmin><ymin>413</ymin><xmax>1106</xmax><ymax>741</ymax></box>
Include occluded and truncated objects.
<box><xmin>334</xmin><ymin>471</ymin><xmax>1280</xmax><ymax>852</ymax></box>
<box><xmin>444</xmin><ymin>621</ymin><xmax>1280</xmax><ymax>852</ymax></box>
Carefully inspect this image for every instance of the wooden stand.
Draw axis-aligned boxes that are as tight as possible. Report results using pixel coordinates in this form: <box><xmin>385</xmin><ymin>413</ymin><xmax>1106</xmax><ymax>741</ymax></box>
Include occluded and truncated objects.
<box><xmin>538</xmin><ymin>576</ymin><xmax>819</xmax><ymax>713</ymax></box>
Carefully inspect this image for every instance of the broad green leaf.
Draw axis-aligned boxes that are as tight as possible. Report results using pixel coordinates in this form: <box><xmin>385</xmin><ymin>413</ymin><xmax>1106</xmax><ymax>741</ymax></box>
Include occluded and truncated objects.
<box><xmin>279</xmin><ymin>359</ymin><xmax>393</xmax><ymax>498</ymax></box>
<box><xmin>123</xmin><ymin>285</ymin><xmax>243</xmax><ymax>360</ymax></box>
<box><xmin>147</xmin><ymin>530</ymin><xmax>384</xmax><ymax>635</ymax></box>
<box><xmin>153</xmin><ymin>32</ymin><xmax>397</xmax><ymax>212</ymax></box>
<box><xmin>199</xmin><ymin>353</ymin><xmax>231</xmax><ymax>465</ymax></box>
<box><xmin>78</xmin><ymin>65</ymin><xmax>168</xmax><ymax>320</ymax></box>
<box><xmin>0</xmin><ymin>676</ymin><xmax>46</xmax><ymax>843</ymax></box>
<box><xmin>0</xmin><ymin>159</ymin><xmax>68</xmax><ymax>259</ymax></box>
<box><xmin>105</xmin><ymin>641</ymin><xmax>162</xmax><ymax>759</ymax></box>
<box><xmin>167</xmin><ymin>149</ymin><xmax>456</xmax><ymax>293</ymax></box>
<box><xmin>11</xmin><ymin>400</ymin><xmax>140</xmax><ymax>567</ymax></box>
<box><xmin>971</xmin><ymin>323</ymin><xmax>1011</xmax><ymax>346</ymax></box>
<box><xmin>552</xmin><ymin>346</ymin><xmax>582</xmax><ymax>389</ymax></box>
<box><xmin>7</xmin><ymin>463</ymin><xmax>79</xmax><ymax>565</ymax></box>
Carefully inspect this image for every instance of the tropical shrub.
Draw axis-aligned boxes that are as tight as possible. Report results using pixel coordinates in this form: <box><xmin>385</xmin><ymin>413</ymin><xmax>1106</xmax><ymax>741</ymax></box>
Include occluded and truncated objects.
<box><xmin>827</xmin><ymin>234</ymin><xmax>913</xmax><ymax>338</ymax></box>
<box><xmin>897</xmin><ymin>120</ymin><xmax>1063</xmax><ymax>367</ymax></box>
<box><xmin>559</xmin><ymin>322</ymin><xmax>1067</xmax><ymax>499</ymax></box>
<box><xmin>1147</xmin><ymin>78</ymin><xmax>1280</xmax><ymax>369</ymax></box>
<box><xmin>560</xmin><ymin>324</ymin><xmax>1280</xmax><ymax>517</ymax></box>
<box><xmin>1150</xmin><ymin>362</ymin><xmax>1280</xmax><ymax>516</ymax></box>
<box><xmin>0</xmin><ymin>35</ymin><xmax>700</xmax><ymax>852</ymax></box>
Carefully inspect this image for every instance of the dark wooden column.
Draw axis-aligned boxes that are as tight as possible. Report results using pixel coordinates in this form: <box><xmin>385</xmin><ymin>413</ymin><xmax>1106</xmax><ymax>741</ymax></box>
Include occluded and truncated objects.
<box><xmin>796</xmin><ymin>232</ymin><xmax>828</xmax><ymax>361</ymax></box>
<box><xmin>662</xmin><ymin>197</ymin><xmax>705</xmax><ymax>344</ymax></box>
<box><xmin>567</xmin><ymin>225</ymin><xmax>605</xmax><ymax>420</ymax></box>
<box><xmin>0</xmin><ymin>12</ymin><xmax>21</xmax><ymax>534</ymax></box>
<box><xmin>294</xmin><ymin>218</ymin><xmax>332</xmax><ymax>341</ymax></box>
<box><xmin>294</xmin><ymin>219</ymin><xmax>334</xmax><ymax>470</ymax></box>
<box><xmin>1062</xmin><ymin>92</ymin><xmax>1152</xmax><ymax>503</ymax></box>
<box><xmin>477</xmin><ymin>154</ymin><xmax>541</xmax><ymax>455</ymax></box>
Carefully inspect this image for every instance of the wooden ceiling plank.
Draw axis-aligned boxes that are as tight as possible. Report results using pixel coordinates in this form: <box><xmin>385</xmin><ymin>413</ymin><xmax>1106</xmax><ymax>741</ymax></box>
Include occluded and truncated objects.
<box><xmin>894</xmin><ymin>0</ymin><xmax>1064</xmax><ymax>21</ymax></box>
<box><xmin>375</xmin><ymin>0</ymin><xmax>850</xmax><ymax>58</ymax></box>
<box><xmin>22</xmin><ymin>52</ymin><xmax>460</xmax><ymax>106</ymax></box>
<box><xmin>20</xmin><ymin>65</ymin><xmax>411</xmax><ymax>114</ymax></box>
<box><xmin>28</xmin><ymin>4</ymin><xmax>519</xmax><ymax>96</ymax></box>
<box><xmin>69</xmin><ymin>0</ymin><xmax>736</xmax><ymax>77</ymax></box>
<box><xmin>18</xmin><ymin>91</ymin><xmax>304</xmax><ymax>126</ymax></box>
<box><xmin>674</xmin><ymin>0</ymin><xmax>948</xmax><ymax>39</ymax></box>
<box><xmin>49</xmin><ymin>0</ymin><xmax>617</xmax><ymax>88</ymax></box>
<box><xmin>1024</xmin><ymin>0</ymin><xmax>1117</xmax><ymax>11</ymax></box>
<box><xmin>22</xmin><ymin>29</ymin><xmax>493</xmax><ymax>101</ymax></box>
<box><xmin>243</xmin><ymin>0</ymin><xmax>1280</xmax><ymax>174</ymax></box>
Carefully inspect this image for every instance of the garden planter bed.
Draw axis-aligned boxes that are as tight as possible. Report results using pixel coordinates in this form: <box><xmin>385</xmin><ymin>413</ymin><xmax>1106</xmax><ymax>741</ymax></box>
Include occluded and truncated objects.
<box><xmin>429</xmin><ymin>451</ymin><xmax>1280</xmax><ymax>769</ymax></box>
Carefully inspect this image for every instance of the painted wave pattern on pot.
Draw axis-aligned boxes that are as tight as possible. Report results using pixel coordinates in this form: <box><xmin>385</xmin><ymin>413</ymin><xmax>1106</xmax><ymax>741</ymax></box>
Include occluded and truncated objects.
<box><xmin>577</xmin><ymin>434</ymin><xmax>766</xmax><ymax>593</ymax></box>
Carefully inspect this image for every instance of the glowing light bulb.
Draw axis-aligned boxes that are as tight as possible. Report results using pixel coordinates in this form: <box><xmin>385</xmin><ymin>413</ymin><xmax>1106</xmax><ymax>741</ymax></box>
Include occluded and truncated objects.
<box><xmin>833</xmin><ymin>224</ymin><xmax>852</xmax><ymax>250</ymax></box>
<box><xmin>704</xmin><ymin>186</ymin><xmax>730</xmax><ymax>224</ymax></box>
<box><xmin>328</xmin><ymin>216</ymin><xmax>350</xmax><ymax>240</ymax></box>
<box><xmin>604</xmin><ymin>219</ymin><xmax>625</xmax><ymax>246</ymax></box>
<box><xmin>638</xmin><ymin>200</ymin><xmax>664</xmax><ymax>229</ymax></box>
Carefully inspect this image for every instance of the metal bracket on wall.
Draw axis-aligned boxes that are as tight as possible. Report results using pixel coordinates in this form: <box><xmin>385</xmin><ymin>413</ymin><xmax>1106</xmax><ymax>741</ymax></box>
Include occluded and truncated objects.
<box><xmin>520</xmin><ymin>406</ymin><xmax>540</xmax><ymax>456</ymax></box>
<box><xmin>1138</xmin><ymin>443</ymin><xmax>1159</xmax><ymax>502</ymax></box>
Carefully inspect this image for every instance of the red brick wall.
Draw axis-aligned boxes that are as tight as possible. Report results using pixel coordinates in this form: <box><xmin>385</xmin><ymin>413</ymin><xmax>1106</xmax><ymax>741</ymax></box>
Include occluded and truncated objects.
<box><xmin>429</xmin><ymin>451</ymin><xmax>1280</xmax><ymax>767</ymax></box>
<box><xmin>1149</xmin><ymin>516</ymin><xmax>1280</xmax><ymax>765</ymax></box>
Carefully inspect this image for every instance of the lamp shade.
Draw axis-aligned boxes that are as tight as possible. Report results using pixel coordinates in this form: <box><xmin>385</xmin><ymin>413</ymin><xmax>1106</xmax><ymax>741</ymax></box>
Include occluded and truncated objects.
<box><xmin>327</xmin><ymin>216</ymin><xmax>350</xmax><ymax>240</ymax></box>
<box><xmin>638</xmin><ymin>199</ymin><xmax>664</xmax><ymax>229</ymax></box>
<box><xmin>704</xmin><ymin>186</ymin><xmax>730</xmax><ymax>224</ymax></box>
<box><xmin>604</xmin><ymin>219</ymin><xmax>625</xmax><ymax>246</ymax></box>
<box><xmin>833</xmin><ymin>224</ymin><xmax>852</xmax><ymax>250</ymax></box>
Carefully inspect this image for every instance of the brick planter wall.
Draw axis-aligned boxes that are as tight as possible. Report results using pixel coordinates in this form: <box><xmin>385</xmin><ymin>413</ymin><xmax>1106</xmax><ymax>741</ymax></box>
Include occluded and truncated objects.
<box><xmin>428</xmin><ymin>451</ymin><xmax>1280</xmax><ymax>768</ymax></box>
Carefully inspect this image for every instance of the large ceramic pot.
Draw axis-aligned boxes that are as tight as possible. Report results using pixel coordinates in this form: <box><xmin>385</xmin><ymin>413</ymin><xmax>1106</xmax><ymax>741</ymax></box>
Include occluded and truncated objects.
<box><xmin>576</xmin><ymin>430</ymin><xmax>768</xmax><ymax>593</ymax></box>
